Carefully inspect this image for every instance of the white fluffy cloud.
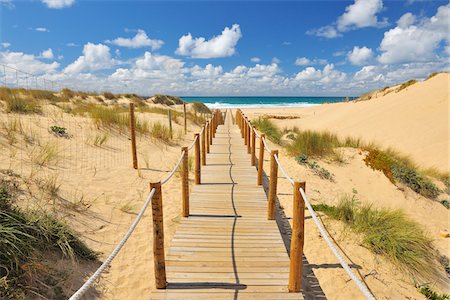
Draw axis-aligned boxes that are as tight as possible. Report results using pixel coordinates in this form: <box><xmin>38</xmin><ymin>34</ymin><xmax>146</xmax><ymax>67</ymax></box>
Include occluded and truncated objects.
<box><xmin>64</xmin><ymin>43</ymin><xmax>117</xmax><ymax>74</ymax></box>
<box><xmin>250</xmin><ymin>57</ymin><xmax>261</xmax><ymax>63</ymax></box>
<box><xmin>41</xmin><ymin>48</ymin><xmax>54</xmax><ymax>59</ymax></box>
<box><xmin>294</xmin><ymin>64</ymin><xmax>346</xmax><ymax>83</ymax></box>
<box><xmin>176</xmin><ymin>24</ymin><xmax>242</xmax><ymax>58</ymax></box>
<box><xmin>337</xmin><ymin>0</ymin><xmax>387</xmax><ymax>31</ymax></box>
<box><xmin>190</xmin><ymin>64</ymin><xmax>223</xmax><ymax>79</ymax></box>
<box><xmin>397</xmin><ymin>12</ymin><xmax>415</xmax><ymax>29</ymax></box>
<box><xmin>0</xmin><ymin>51</ymin><xmax>59</xmax><ymax>74</ymax></box>
<box><xmin>1</xmin><ymin>42</ymin><xmax>10</xmax><ymax>48</ymax></box>
<box><xmin>354</xmin><ymin>65</ymin><xmax>384</xmax><ymax>81</ymax></box>
<box><xmin>295</xmin><ymin>57</ymin><xmax>328</xmax><ymax>66</ymax></box>
<box><xmin>41</xmin><ymin>0</ymin><xmax>75</xmax><ymax>9</ymax></box>
<box><xmin>378</xmin><ymin>3</ymin><xmax>450</xmax><ymax>64</ymax></box>
<box><xmin>35</xmin><ymin>27</ymin><xmax>49</xmax><ymax>32</ymax></box>
<box><xmin>347</xmin><ymin>46</ymin><xmax>373</xmax><ymax>65</ymax></box>
<box><xmin>106</xmin><ymin>29</ymin><xmax>164</xmax><ymax>50</ymax></box>
<box><xmin>308</xmin><ymin>0</ymin><xmax>387</xmax><ymax>39</ymax></box>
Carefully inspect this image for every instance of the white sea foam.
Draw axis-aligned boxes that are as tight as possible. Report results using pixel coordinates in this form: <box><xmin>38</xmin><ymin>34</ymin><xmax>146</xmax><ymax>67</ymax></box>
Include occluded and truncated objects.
<box><xmin>205</xmin><ymin>101</ymin><xmax>320</xmax><ymax>109</ymax></box>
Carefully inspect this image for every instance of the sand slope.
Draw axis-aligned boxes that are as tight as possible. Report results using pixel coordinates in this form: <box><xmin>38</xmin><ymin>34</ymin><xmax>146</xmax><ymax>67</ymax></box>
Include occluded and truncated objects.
<box><xmin>244</xmin><ymin>73</ymin><xmax>449</xmax><ymax>171</ymax></box>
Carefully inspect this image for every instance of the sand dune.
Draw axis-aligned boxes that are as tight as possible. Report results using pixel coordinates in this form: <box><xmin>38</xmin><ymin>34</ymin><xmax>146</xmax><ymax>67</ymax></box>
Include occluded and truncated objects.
<box><xmin>244</xmin><ymin>73</ymin><xmax>449</xmax><ymax>172</ymax></box>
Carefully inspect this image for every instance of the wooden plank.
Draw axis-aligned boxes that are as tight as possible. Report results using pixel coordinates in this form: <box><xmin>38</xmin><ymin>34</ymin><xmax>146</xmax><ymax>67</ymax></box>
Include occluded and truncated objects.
<box><xmin>150</xmin><ymin>112</ymin><xmax>304</xmax><ymax>299</ymax></box>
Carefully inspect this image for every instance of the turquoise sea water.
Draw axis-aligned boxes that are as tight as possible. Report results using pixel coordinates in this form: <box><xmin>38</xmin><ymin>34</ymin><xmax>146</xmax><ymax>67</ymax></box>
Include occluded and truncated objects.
<box><xmin>181</xmin><ymin>96</ymin><xmax>354</xmax><ymax>109</ymax></box>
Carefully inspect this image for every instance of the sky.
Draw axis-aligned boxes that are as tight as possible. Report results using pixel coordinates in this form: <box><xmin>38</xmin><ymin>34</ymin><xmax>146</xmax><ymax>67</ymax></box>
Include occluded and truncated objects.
<box><xmin>0</xmin><ymin>0</ymin><xmax>449</xmax><ymax>96</ymax></box>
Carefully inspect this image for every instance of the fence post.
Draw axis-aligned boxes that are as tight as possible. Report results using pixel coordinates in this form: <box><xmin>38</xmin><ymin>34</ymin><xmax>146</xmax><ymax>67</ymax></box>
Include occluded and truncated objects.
<box><xmin>251</xmin><ymin>126</ymin><xmax>256</xmax><ymax>166</ymax></box>
<box><xmin>129</xmin><ymin>103</ymin><xmax>138</xmax><ymax>169</ymax></box>
<box><xmin>201</xmin><ymin>125</ymin><xmax>206</xmax><ymax>166</ymax></box>
<box><xmin>209</xmin><ymin>117</ymin><xmax>213</xmax><ymax>146</ymax></box>
<box><xmin>150</xmin><ymin>181</ymin><xmax>166</xmax><ymax>289</ymax></box>
<box><xmin>181</xmin><ymin>147</ymin><xmax>189</xmax><ymax>217</ymax></box>
<box><xmin>183</xmin><ymin>103</ymin><xmax>187</xmax><ymax>134</ymax></box>
<box><xmin>194</xmin><ymin>133</ymin><xmax>201</xmax><ymax>184</ymax></box>
<box><xmin>268</xmin><ymin>150</ymin><xmax>278</xmax><ymax>220</ymax></box>
<box><xmin>247</xmin><ymin>121</ymin><xmax>251</xmax><ymax>154</ymax></box>
<box><xmin>289</xmin><ymin>181</ymin><xmax>306</xmax><ymax>293</ymax></box>
<box><xmin>206</xmin><ymin>121</ymin><xmax>210</xmax><ymax>153</ymax></box>
<box><xmin>244</xmin><ymin>118</ymin><xmax>248</xmax><ymax>145</ymax></box>
<box><xmin>168</xmin><ymin>110</ymin><xmax>173</xmax><ymax>139</ymax></box>
<box><xmin>240</xmin><ymin>112</ymin><xmax>244</xmax><ymax>138</ymax></box>
<box><xmin>258</xmin><ymin>134</ymin><xmax>265</xmax><ymax>185</ymax></box>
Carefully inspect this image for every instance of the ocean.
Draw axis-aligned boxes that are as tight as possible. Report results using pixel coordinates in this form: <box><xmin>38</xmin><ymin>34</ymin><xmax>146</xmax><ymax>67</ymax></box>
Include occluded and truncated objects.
<box><xmin>181</xmin><ymin>96</ymin><xmax>353</xmax><ymax>109</ymax></box>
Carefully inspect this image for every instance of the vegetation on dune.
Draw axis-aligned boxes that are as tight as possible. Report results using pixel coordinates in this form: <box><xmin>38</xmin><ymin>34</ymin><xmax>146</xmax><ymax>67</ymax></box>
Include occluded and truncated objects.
<box><xmin>416</xmin><ymin>284</ymin><xmax>450</xmax><ymax>300</ymax></box>
<box><xmin>396</xmin><ymin>79</ymin><xmax>417</xmax><ymax>92</ymax></box>
<box><xmin>191</xmin><ymin>102</ymin><xmax>212</xmax><ymax>114</ymax></box>
<box><xmin>363</xmin><ymin>147</ymin><xmax>441</xmax><ymax>199</ymax></box>
<box><xmin>151</xmin><ymin>94</ymin><xmax>183</xmax><ymax>106</ymax></box>
<box><xmin>3</xmin><ymin>92</ymin><xmax>42</xmax><ymax>114</ymax></box>
<box><xmin>312</xmin><ymin>195</ymin><xmax>442</xmax><ymax>283</ymax></box>
<box><xmin>295</xmin><ymin>154</ymin><xmax>334</xmax><ymax>181</ymax></box>
<box><xmin>251</xmin><ymin>117</ymin><xmax>282</xmax><ymax>144</ymax></box>
<box><xmin>0</xmin><ymin>172</ymin><xmax>96</xmax><ymax>299</ymax></box>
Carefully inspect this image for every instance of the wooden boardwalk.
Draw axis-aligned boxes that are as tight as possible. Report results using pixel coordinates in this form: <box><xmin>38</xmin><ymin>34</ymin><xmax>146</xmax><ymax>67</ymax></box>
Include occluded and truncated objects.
<box><xmin>151</xmin><ymin>112</ymin><xmax>303</xmax><ymax>299</ymax></box>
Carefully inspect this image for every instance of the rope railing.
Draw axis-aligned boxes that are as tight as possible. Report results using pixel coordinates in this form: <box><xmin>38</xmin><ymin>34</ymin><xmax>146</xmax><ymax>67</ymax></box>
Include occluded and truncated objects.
<box><xmin>69</xmin><ymin>187</ymin><xmax>157</xmax><ymax>300</ymax></box>
<box><xmin>235</xmin><ymin>109</ymin><xmax>375</xmax><ymax>300</ymax></box>
<box><xmin>70</xmin><ymin>110</ymin><xmax>221</xmax><ymax>299</ymax></box>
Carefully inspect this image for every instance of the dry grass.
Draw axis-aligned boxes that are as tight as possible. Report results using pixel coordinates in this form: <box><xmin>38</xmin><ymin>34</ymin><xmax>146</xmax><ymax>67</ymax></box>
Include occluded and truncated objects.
<box><xmin>313</xmin><ymin>195</ymin><xmax>442</xmax><ymax>283</ymax></box>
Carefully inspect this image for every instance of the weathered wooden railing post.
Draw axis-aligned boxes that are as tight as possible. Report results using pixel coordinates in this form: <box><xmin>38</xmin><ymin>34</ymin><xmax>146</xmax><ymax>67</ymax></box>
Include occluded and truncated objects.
<box><xmin>244</xmin><ymin>118</ymin><xmax>248</xmax><ymax>146</ymax></box>
<box><xmin>289</xmin><ymin>181</ymin><xmax>306</xmax><ymax>293</ymax></box>
<box><xmin>129</xmin><ymin>103</ymin><xmax>138</xmax><ymax>169</ymax></box>
<box><xmin>247</xmin><ymin>120</ymin><xmax>251</xmax><ymax>154</ymax></box>
<box><xmin>240</xmin><ymin>112</ymin><xmax>244</xmax><ymax>138</ymax></box>
<box><xmin>258</xmin><ymin>134</ymin><xmax>265</xmax><ymax>185</ymax></box>
<box><xmin>251</xmin><ymin>126</ymin><xmax>256</xmax><ymax>166</ymax></box>
<box><xmin>181</xmin><ymin>147</ymin><xmax>189</xmax><ymax>217</ymax></box>
<box><xmin>206</xmin><ymin>121</ymin><xmax>210</xmax><ymax>153</ymax></box>
<box><xmin>150</xmin><ymin>181</ymin><xmax>166</xmax><ymax>289</ymax></box>
<box><xmin>168</xmin><ymin>110</ymin><xmax>173</xmax><ymax>139</ymax></box>
<box><xmin>194</xmin><ymin>133</ymin><xmax>201</xmax><ymax>184</ymax></box>
<box><xmin>183</xmin><ymin>103</ymin><xmax>187</xmax><ymax>134</ymax></box>
<box><xmin>268</xmin><ymin>150</ymin><xmax>278</xmax><ymax>220</ymax></box>
<box><xmin>209</xmin><ymin>117</ymin><xmax>213</xmax><ymax>146</ymax></box>
<box><xmin>201</xmin><ymin>125</ymin><xmax>206</xmax><ymax>166</ymax></box>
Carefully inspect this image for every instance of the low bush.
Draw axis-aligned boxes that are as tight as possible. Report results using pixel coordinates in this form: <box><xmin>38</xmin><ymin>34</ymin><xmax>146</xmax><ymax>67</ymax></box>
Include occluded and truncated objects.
<box><xmin>251</xmin><ymin>117</ymin><xmax>282</xmax><ymax>144</ymax></box>
<box><xmin>313</xmin><ymin>195</ymin><xmax>441</xmax><ymax>282</ymax></box>
<box><xmin>397</xmin><ymin>79</ymin><xmax>417</xmax><ymax>92</ymax></box>
<box><xmin>103</xmin><ymin>92</ymin><xmax>116</xmax><ymax>100</ymax></box>
<box><xmin>0</xmin><ymin>175</ymin><xmax>96</xmax><ymax>298</ymax></box>
<box><xmin>287</xmin><ymin>130</ymin><xmax>340</xmax><ymax>157</ymax></box>
<box><xmin>5</xmin><ymin>94</ymin><xmax>41</xmax><ymax>114</ymax></box>
<box><xmin>364</xmin><ymin>148</ymin><xmax>440</xmax><ymax>199</ymax></box>
<box><xmin>295</xmin><ymin>154</ymin><xmax>334</xmax><ymax>181</ymax></box>
<box><xmin>416</xmin><ymin>284</ymin><xmax>449</xmax><ymax>300</ymax></box>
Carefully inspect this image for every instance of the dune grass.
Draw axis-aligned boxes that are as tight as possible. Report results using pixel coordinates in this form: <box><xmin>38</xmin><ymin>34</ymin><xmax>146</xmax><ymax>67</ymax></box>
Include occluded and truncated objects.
<box><xmin>4</xmin><ymin>92</ymin><xmax>42</xmax><ymax>114</ymax></box>
<box><xmin>312</xmin><ymin>195</ymin><xmax>441</xmax><ymax>282</ymax></box>
<box><xmin>0</xmin><ymin>174</ymin><xmax>96</xmax><ymax>298</ymax></box>
<box><xmin>363</xmin><ymin>147</ymin><xmax>441</xmax><ymax>199</ymax></box>
<box><xmin>251</xmin><ymin>117</ymin><xmax>282</xmax><ymax>144</ymax></box>
<box><xmin>150</xmin><ymin>122</ymin><xmax>171</xmax><ymax>142</ymax></box>
<box><xmin>417</xmin><ymin>285</ymin><xmax>450</xmax><ymax>300</ymax></box>
<box><xmin>397</xmin><ymin>79</ymin><xmax>417</xmax><ymax>92</ymax></box>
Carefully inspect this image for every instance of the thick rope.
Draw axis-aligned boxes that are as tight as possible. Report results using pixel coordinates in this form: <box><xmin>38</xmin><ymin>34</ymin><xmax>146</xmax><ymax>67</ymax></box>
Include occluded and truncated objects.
<box><xmin>261</xmin><ymin>136</ymin><xmax>272</xmax><ymax>154</ymax></box>
<box><xmin>299</xmin><ymin>188</ymin><xmax>375</xmax><ymax>300</ymax></box>
<box><xmin>188</xmin><ymin>134</ymin><xmax>198</xmax><ymax>151</ymax></box>
<box><xmin>161</xmin><ymin>150</ymin><xmax>185</xmax><ymax>185</ymax></box>
<box><xmin>274</xmin><ymin>154</ymin><xmax>294</xmax><ymax>186</ymax></box>
<box><xmin>69</xmin><ymin>188</ymin><xmax>157</xmax><ymax>300</ymax></box>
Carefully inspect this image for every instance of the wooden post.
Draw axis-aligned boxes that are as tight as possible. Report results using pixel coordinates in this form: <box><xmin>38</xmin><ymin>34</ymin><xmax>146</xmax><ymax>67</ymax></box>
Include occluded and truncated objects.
<box><xmin>194</xmin><ymin>133</ymin><xmax>201</xmax><ymax>184</ymax></box>
<box><xmin>183</xmin><ymin>103</ymin><xmax>187</xmax><ymax>134</ymax></box>
<box><xmin>240</xmin><ymin>112</ymin><xmax>244</xmax><ymax>138</ymax></box>
<box><xmin>206</xmin><ymin>121</ymin><xmax>210</xmax><ymax>153</ymax></box>
<box><xmin>244</xmin><ymin>118</ymin><xmax>248</xmax><ymax>145</ymax></box>
<box><xmin>181</xmin><ymin>147</ymin><xmax>189</xmax><ymax>217</ymax></box>
<box><xmin>168</xmin><ymin>110</ymin><xmax>173</xmax><ymax>139</ymax></box>
<box><xmin>247</xmin><ymin>122</ymin><xmax>251</xmax><ymax>154</ymax></box>
<box><xmin>251</xmin><ymin>126</ymin><xmax>256</xmax><ymax>166</ymax></box>
<box><xmin>201</xmin><ymin>125</ymin><xmax>206</xmax><ymax>166</ymax></box>
<box><xmin>212</xmin><ymin>112</ymin><xmax>216</xmax><ymax>138</ymax></box>
<box><xmin>150</xmin><ymin>182</ymin><xmax>166</xmax><ymax>289</ymax></box>
<box><xmin>129</xmin><ymin>103</ymin><xmax>138</xmax><ymax>169</ymax></box>
<box><xmin>257</xmin><ymin>134</ymin><xmax>265</xmax><ymax>185</ymax></box>
<box><xmin>289</xmin><ymin>181</ymin><xmax>306</xmax><ymax>293</ymax></box>
<box><xmin>268</xmin><ymin>150</ymin><xmax>278</xmax><ymax>220</ymax></box>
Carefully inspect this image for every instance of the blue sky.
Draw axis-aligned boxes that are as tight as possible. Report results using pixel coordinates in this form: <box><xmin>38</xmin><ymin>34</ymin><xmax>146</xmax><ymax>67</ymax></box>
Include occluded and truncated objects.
<box><xmin>0</xmin><ymin>0</ymin><xmax>449</xmax><ymax>96</ymax></box>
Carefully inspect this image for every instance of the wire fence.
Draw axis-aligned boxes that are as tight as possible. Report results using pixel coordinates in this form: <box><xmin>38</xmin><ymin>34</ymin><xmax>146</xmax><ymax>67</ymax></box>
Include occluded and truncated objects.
<box><xmin>1</xmin><ymin>63</ymin><xmax>66</xmax><ymax>91</ymax></box>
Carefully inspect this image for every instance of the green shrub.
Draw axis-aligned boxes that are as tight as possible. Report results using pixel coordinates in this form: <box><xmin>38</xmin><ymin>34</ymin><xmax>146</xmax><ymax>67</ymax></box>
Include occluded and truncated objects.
<box><xmin>0</xmin><ymin>176</ymin><xmax>96</xmax><ymax>298</ymax></box>
<box><xmin>50</xmin><ymin>125</ymin><xmax>67</xmax><ymax>137</ymax></box>
<box><xmin>295</xmin><ymin>154</ymin><xmax>334</xmax><ymax>181</ymax></box>
<box><xmin>364</xmin><ymin>148</ymin><xmax>440</xmax><ymax>199</ymax></box>
<box><xmin>287</xmin><ymin>130</ymin><xmax>340</xmax><ymax>157</ymax></box>
<box><xmin>397</xmin><ymin>79</ymin><xmax>417</xmax><ymax>92</ymax></box>
<box><xmin>416</xmin><ymin>284</ymin><xmax>449</xmax><ymax>300</ymax></box>
<box><xmin>192</xmin><ymin>102</ymin><xmax>212</xmax><ymax>114</ymax></box>
<box><xmin>251</xmin><ymin>117</ymin><xmax>282</xmax><ymax>144</ymax></box>
<box><xmin>314</xmin><ymin>195</ymin><xmax>441</xmax><ymax>281</ymax></box>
